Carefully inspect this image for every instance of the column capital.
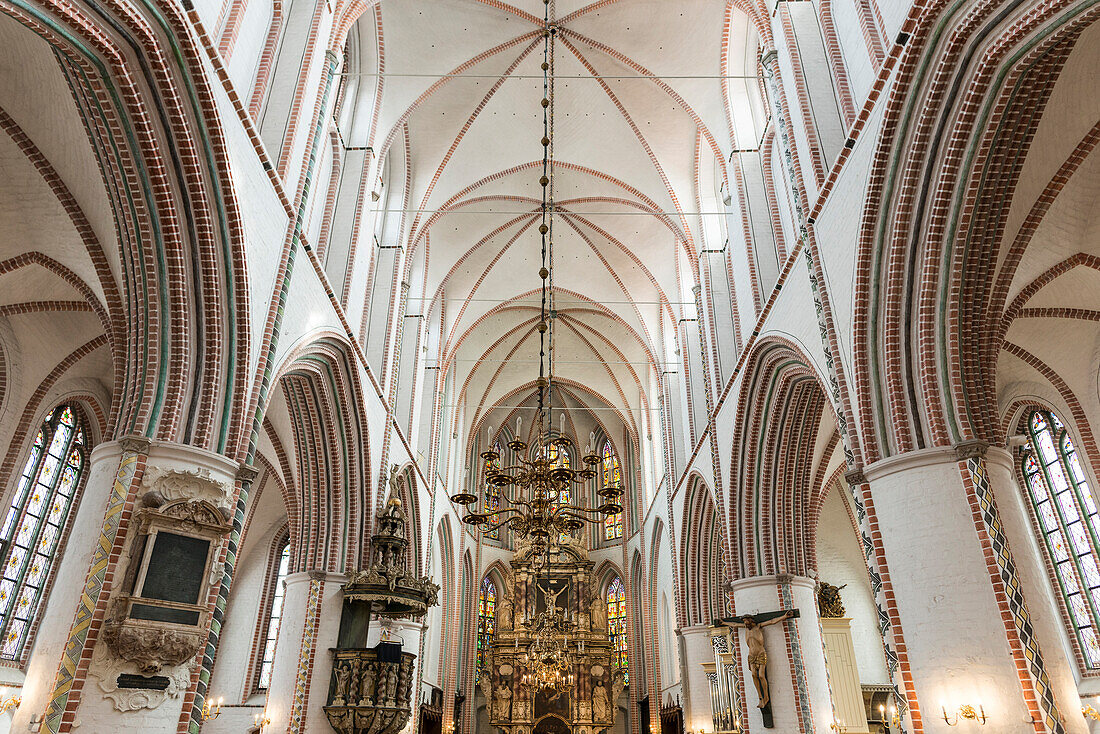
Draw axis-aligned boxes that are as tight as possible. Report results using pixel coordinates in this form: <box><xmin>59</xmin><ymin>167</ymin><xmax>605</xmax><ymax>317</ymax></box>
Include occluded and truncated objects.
<box><xmin>728</xmin><ymin>573</ymin><xmax>816</xmax><ymax>593</ymax></box>
<box><xmin>118</xmin><ymin>434</ymin><xmax>152</xmax><ymax>454</ymax></box>
<box><xmin>863</xmin><ymin>446</ymin><xmax>957</xmax><ymax>482</ymax></box>
<box><xmin>953</xmin><ymin>439</ymin><xmax>989</xmax><ymax>461</ymax></box>
<box><xmin>237</xmin><ymin>463</ymin><xmax>261</xmax><ymax>483</ymax></box>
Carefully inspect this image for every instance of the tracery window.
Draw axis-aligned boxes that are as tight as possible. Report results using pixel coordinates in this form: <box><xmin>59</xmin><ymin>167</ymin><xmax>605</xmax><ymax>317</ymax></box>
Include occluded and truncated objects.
<box><xmin>607</xmin><ymin>577</ymin><xmax>627</xmax><ymax>680</ymax></box>
<box><xmin>476</xmin><ymin>577</ymin><xmax>496</xmax><ymax>680</ymax></box>
<box><xmin>0</xmin><ymin>405</ymin><xmax>87</xmax><ymax>661</ymax></box>
<box><xmin>1021</xmin><ymin>409</ymin><xmax>1100</xmax><ymax>668</ymax></box>
<box><xmin>484</xmin><ymin>441</ymin><xmax>502</xmax><ymax>540</ymax></box>
<box><xmin>539</xmin><ymin>443</ymin><xmax>572</xmax><ymax>543</ymax></box>
<box><xmin>602</xmin><ymin>440</ymin><xmax>623</xmax><ymax>540</ymax></box>
<box><xmin>256</xmin><ymin>538</ymin><xmax>291</xmax><ymax>689</ymax></box>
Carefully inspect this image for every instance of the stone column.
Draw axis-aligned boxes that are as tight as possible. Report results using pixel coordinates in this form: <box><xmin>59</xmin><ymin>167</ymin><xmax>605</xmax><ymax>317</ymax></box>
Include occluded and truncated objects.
<box><xmin>678</xmin><ymin>625</ymin><xmax>717</xmax><ymax>733</ymax></box>
<box><xmin>12</xmin><ymin>439</ymin><xmax>130</xmax><ymax>734</ymax></box>
<box><xmin>263</xmin><ymin>570</ymin><xmax>345</xmax><ymax>734</ymax></box>
<box><xmin>374</xmin><ymin>620</ymin><xmax>424</xmax><ymax>734</ymax></box>
<box><xmin>728</xmin><ymin>575</ymin><xmax>832</xmax><ymax>733</ymax></box>
<box><xmin>19</xmin><ymin>438</ymin><xmax>241</xmax><ymax>734</ymax></box>
<box><xmin>864</xmin><ymin>445</ymin><xmax>1087</xmax><ymax>733</ymax></box>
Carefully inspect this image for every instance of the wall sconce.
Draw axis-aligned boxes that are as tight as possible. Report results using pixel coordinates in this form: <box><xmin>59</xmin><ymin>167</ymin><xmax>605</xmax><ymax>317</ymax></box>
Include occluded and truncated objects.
<box><xmin>443</xmin><ymin>722</ymin><xmax>455</xmax><ymax>734</ymax></box>
<box><xmin>941</xmin><ymin>702</ymin><xmax>986</xmax><ymax>725</ymax></box>
<box><xmin>254</xmin><ymin>711</ymin><xmax>272</xmax><ymax>731</ymax></box>
<box><xmin>200</xmin><ymin>696</ymin><xmax>223</xmax><ymax>721</ymax></box>
<box><xmin>829</xmin><ymin>719</ymin><xmax>849</xmax><ymax>732</ymax></box>
<box><xmin>1083</xmin><ymin>704</ymin><xmax>1100</xmax><ymax>721</ymax></box>
<box><xmin>878</xmin><ymin>704</ymin><xmax>902</xmax><ymax>730</ymax></box>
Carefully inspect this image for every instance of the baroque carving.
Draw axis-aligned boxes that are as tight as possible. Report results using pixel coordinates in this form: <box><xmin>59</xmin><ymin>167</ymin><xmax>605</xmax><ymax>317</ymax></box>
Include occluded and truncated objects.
<box><xmin>324</xmin><ymin>648</ymin><xmax>416</xmax><ymax>734</ymax></box>
<box><xmin>817</xmin><ymin>582</ymin><xmax>847</xmax><ymax>619</ymax></box>
<box><xmin>90</xmin><ymin>642</ymin><xmax>195</xmax><ymax>712</ymax></box>
<box><xmin>140</xmin><ymin>465</ymin><xmax>233</xmax><ymax>512</ymax></box>
<box><xmin>101</xmin><ymin>619</ymin><xmax>204</xmax><ymax>675</ymax></box>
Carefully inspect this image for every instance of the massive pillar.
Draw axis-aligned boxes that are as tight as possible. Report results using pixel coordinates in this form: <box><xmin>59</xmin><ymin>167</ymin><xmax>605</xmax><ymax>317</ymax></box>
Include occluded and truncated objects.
<box><xmin>263</xmin><ymin>570</ymin><xmax>345</xmax><ymax>733</ymax></box>
<box><xmin>864</xmin><ymin>444</ymin><xmax>1087</xmax><ymax>733</ymax></box>
<box><xmin>16</xmin><ymin>439</ymin><xmax>241</xmax><ymax>734</ymax></box>
<box><xmin>728</xmin><ymin>575</ymin><xmax>833</xmax><ymax>733</ymax></box>
<box><xmin>678</xmin><ymin>624</ymin><xmax>717</xmax><ymax>733</ymax></box>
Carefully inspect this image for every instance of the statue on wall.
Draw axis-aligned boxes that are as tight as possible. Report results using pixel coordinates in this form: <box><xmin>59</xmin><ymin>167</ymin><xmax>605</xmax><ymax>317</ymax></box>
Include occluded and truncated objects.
<box><xmin>479</xmin><ymin>663</ymin><xmax>492</xmax><ymax>705</ymax></box>
<box><xmin>816</xmin><ymin>582</ymin><xmax>847</xmax><ymax>618</ymax></box>
<box><xmin>499</xmin><ymin>586</ymin><xmax>515</xmax><ymax>631</ymax></box>
<box><xmin>727</xmin><ymin>611</ymin><xmax>794</xmax><ymax>711</ymax></box>
<box><xmin>538</xmin><ymin>580</ymin><xmax>568</xmax><ymax>614</ymax></box>
<box><xmin>592</xmin><ymin>680</ymin><xmax>611</xmax><ymax>723</ymax></box>
<box><xmin>588</xmin><ymin>584</ymin><xmax>607</xmax><ymax>631</ymax></box>
<box><xmin>493</xmin><ymin>682</ymin><xmax>513</xmax><ymax>721</ymax></box>
<box><xmin>387</xmin><ymin>464</ymin><xmax>401</xmax><ymax>501</ymax></box>
<box><xmin>333</xmin><ymin>663</ymin><xmax>352</xmax><ymax>705</ymax></box>
<box><xmin>610</xmin><ymin>670</ymin><xmax>626</xmax><ymax>722</ymax></box>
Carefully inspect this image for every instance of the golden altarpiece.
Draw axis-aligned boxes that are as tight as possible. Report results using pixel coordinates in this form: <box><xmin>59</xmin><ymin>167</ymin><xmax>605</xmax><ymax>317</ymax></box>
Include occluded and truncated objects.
<box><xmin>480</xmin><ymin>536</ymin><xmax>625</xmax><ymax>734</ymax></box>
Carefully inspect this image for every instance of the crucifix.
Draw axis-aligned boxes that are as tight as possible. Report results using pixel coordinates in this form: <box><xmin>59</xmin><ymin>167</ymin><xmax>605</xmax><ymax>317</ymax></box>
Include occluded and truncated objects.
<box><xmin>718</xmin><ymin>608</ymin><xmax>800</xmax><ymax>729</ymax></box>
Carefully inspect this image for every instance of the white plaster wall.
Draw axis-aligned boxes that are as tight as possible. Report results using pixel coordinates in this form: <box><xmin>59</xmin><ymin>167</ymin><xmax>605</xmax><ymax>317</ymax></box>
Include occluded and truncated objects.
<box><xmin>225</xmin><ymin>0</ymin><xmax>276</xmax><ymax>101</ymax></box>
<box><xmin>9</xmin><ymin>442</ymin><xmax>123</xmax><ymax>734</ymax></box>
<box><xmin>865</xmin><ymin>450</ymin><xmax>1047</xmax><ymax>732</ymax></box>
<box><xmin>828</xmin><ymin>0</ymin><xmax>877</xmax><ymax>109</ymax></box>
<box><xmin>815</xmin><ymin>486</ymin><xmax>889</xmax><ymax>684</ymax></box>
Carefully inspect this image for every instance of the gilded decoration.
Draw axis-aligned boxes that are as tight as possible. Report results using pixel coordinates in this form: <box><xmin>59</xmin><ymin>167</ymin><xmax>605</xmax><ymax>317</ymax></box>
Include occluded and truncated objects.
<box><xmin>483</xmin><ymin>540</ymin><xmax>623</xmax><ymax>734</ymax></box>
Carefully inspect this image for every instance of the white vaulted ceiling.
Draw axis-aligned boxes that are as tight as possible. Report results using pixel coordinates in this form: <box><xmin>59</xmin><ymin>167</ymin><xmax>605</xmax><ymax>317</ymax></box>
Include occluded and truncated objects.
<box><xmin>350</xmin><ymin>0</ymin><xmax>760</xmax><ymax>446</ymax></box>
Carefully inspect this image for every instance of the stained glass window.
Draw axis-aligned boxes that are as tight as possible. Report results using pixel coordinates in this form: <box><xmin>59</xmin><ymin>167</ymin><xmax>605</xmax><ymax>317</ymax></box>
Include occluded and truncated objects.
<box><xmin>0</xmin><ymin>406</ymin><xmax>86</xmax><ymax>661</ymax></box>
<box><xmin>539</xmin><ymin>444</ymin><xmax>572</xmax><ymax>543</ymax></box>
<box><xmin>257</xmin><ymin>538</ymin><xmax>291</xmax><ymax>689</ymax></box>
<box><xmin>476</xmin><ymin>578</ymin><xmax>496</xmax><ymax>680</ymax></box>
<box><xmin>485</xmin><ymin>441</ymin><xmax>503</xmax><ymax>540</ymax></box>
<box><xmin>1022</xmin><ymin>409</ymin><xmax>1100</xmax><ymax>668</ymax></box>
<box><xmin>602</xmin><ymin>441</ymin><xmax>623</xmax><ymax>540</ymax></box>
<box><xmin>607</xmin><ymin>577</ymin><xmax>627</xmax><ymax>680</ymax></box>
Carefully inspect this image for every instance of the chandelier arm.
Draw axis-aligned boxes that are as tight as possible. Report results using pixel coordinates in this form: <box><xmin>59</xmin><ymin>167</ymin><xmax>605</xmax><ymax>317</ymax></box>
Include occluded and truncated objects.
<box><xmin>560</xmin><ymin>505</ymin><xmax>611</xmax><ymax>516</ymax></box>
<box><xmin>481</xmin><ymin>508</ymin><xmax>523</xmax><ymax>520</ymax></box>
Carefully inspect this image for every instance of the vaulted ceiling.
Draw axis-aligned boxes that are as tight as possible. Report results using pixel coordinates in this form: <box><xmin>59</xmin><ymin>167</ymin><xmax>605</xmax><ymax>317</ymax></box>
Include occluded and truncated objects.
<box><xmin>348</xmin><ymin>0</ymin><xmax>761</xmax><ymax>448</ymax></box>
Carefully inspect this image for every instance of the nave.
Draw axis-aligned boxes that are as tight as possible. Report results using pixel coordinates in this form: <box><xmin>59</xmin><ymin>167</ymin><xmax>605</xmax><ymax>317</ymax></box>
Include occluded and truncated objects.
<box><xmin>0</xmin><ymin>0</ymin><xmax>1099</xmax><ymax>732</ymax></box>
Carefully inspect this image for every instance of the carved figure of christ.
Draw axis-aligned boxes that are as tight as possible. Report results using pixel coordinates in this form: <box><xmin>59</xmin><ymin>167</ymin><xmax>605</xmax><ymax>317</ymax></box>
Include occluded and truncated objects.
<box><xmin>538</xmin><ymin>580</ymin><xmax>568</xmax><ymax>613</ymax></box>
<box><xmin>724</xmin><ymin>609</ymin><xmax>798</xmax><ymax>711</ymax></box>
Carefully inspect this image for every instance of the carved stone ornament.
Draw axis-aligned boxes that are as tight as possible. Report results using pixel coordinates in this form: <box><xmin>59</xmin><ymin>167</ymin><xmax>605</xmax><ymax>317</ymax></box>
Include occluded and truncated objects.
<box><xmin>816</xmin><ymin>582</ymin><xmax>847</xmax><ymax>618</ymax></box>
<box><xmin>140</xmin><ymin>465</ymin><xmax>233</xmax><ymax>513</ymax></box>
<box><xmin>90</xmin><ymin>638</ymin><xmax>196</xmax><ymax>712</ymax></box>
<box><xmin>101</xmin><ymin>619</ymin><xmax>205</xmax><ymax>675</ymax></box>
<box><xmin>954</xmin><ymin>439</ymin><xmax>989</xmax><ymax>461</ymax></box>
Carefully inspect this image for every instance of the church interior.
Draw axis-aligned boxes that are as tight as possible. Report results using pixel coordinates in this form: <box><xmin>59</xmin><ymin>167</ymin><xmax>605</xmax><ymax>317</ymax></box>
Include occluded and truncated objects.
<box><xmin>1</xmin><ymin>0</ymin><xmax>1100</xmax><ymax>732</ymax></box>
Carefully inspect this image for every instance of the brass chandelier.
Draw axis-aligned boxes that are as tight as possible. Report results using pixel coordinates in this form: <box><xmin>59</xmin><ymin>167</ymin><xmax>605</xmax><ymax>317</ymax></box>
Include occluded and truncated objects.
<box><xmin>520</xmin><ymin>593</ymin><xmax>576</xmax><ymax>691</ymax></box>
<box><xmin>449</xmin><ymin>8</ymin><xmax>623</xmax><ymax>548</ymax></box>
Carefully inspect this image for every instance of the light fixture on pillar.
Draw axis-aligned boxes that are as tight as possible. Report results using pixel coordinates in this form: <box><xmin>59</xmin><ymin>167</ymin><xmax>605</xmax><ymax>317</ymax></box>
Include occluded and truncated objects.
<box><xmin>941</xmin><ymin>702</ymin><xmax>987</xmax><ymax>726</ymax></box>
<box><xmin>1084</xmin><ymin>703</ymin><xmax>1100</xmax><ymax>721</ymax></box>
<box><xmin>253</xmin><ymin>710</ymin><xmax>271</xmax><ymax>731</ymax></box>
<box><xmin>447</xmin><ymin>15</ymin><xmax>623</xmax><ymax>553</ymax></box>
<box><xmin>200</xmin><ymin>696</ymin><xmax>223</xmax><ymax>721</ymax></box>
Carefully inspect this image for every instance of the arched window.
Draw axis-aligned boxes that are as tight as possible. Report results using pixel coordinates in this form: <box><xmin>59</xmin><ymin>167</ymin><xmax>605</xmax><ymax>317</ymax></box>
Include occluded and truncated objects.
<box><xmin>0</xmin><ymin>405</ymin><xmax>88</xmax><ymax>661</ymax></box>
<box><xmin>1021</xmin><ymin>409</ymin><xmax>1100</xmax><ymax>668</ymax></box>
<box><xmin>538</xmin><ymin>443</ymin><xmax>572</xmax><ymax>543</ymax></box>
<box><xmin>607</xmin><ymin>577</ymin><xmax>627</xmax><ymax>680</ymax></box>
<box><xmin>476</xmin><ymin>577</ymin><xmax>496</xmax><ymax>680</ymax></box>
<box><xmin>485</xmin><ymin>441</ymin><xmax>502</xmax><ymax>541</ymax></box>
<box><xmin>255</xmin><ymin>537</ymin><xmax>291</xmax><ymax>690</ymax></box>
<box><xmin>602</xmin><ymin>440</ymin><xmax>623</xmax><ymax>540</ymax></box>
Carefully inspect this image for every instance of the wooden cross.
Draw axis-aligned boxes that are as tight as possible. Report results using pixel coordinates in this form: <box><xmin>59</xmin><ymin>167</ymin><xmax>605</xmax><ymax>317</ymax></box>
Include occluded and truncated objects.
<box><xmin>716</xmin><ymin>609</ymin><xmax>800</xmax><ymax>729</ymax></box>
